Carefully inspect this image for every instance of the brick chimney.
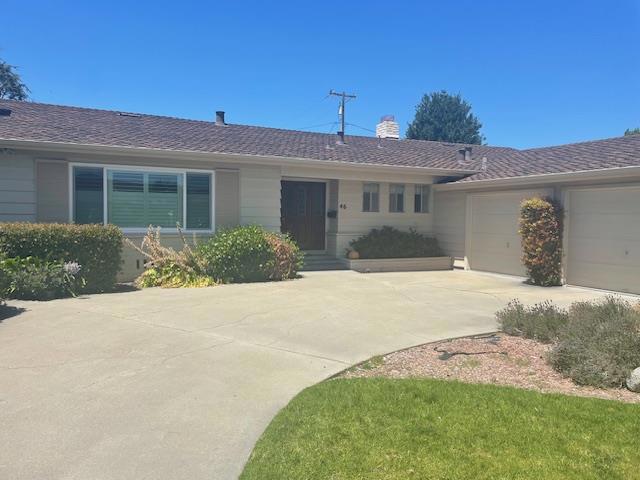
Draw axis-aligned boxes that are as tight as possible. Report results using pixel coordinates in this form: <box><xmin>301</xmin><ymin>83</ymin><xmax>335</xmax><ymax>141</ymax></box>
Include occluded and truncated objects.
<box><xmin>375</xmin><ymin>115</ymin><xmax>400</xmax><ymax>139</ymax></box>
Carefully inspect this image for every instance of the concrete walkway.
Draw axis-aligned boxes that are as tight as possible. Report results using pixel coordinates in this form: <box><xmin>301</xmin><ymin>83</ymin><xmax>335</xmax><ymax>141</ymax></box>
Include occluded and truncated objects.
<box><xmin>0</xmin><ymin>270</ymin><xmax>628</xmax><ymax>480</ymax></box>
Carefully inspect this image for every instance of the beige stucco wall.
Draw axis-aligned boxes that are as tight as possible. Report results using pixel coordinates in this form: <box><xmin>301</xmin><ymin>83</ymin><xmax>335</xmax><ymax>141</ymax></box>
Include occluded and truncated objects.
<box><xmin>36</xmin><ymin>160</ymin><xmax>69</xmax><ymax>222</ymax></box>
<box><xmin>239</xmin><ymin>165</ymin><xmax>282</xmax><ymax>231</ymax></box>
<box><xmin>0</xmin><ymin>152</ymin><xmax>36</xmax><ymax>222</ymax></box>
<box><xmin>332</xmin><ymin>180</ymin><xmax>434</xmax><ymax>258</ymax></box>
<box><xmin>433</xmin><ymin>190</ymin><xmax>466</xmax><ymax>259</ymax></box>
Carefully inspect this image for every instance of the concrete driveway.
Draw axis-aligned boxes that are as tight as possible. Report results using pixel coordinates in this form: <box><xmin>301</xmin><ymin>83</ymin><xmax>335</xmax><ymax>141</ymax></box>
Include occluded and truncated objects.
<box><xmin>0</xmin><ymin>270</ymin><xmax>628</xmax><ymax>479</ymax></box>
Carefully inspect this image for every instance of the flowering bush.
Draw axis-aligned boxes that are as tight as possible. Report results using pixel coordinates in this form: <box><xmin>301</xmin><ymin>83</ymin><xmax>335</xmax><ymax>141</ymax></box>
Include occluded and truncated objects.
<box><xmin>0</xmin><ymin>256</ymin><xmax>83</xmax><ymax>300</ymax></box>
<box><xmin>519</xmin><ymin>197</ymin><xmax>563</xmax><ymax>286</ymax></box>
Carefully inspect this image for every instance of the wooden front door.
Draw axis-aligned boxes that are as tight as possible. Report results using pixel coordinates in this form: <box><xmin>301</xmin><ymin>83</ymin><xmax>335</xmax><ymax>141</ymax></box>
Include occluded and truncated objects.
<box><xmin>281</xmin><ymin>181</ymin><xmax>326</xmax><ymax>250</ymax></box>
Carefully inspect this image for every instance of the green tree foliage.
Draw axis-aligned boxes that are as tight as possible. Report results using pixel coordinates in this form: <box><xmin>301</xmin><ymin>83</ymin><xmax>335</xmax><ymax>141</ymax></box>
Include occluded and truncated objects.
<box><xmin>406</xmin><ymin>90</ymin><xmax>484</xmax><ymax>144</ymax></box>
<box><xmin>624</xmin><ymin>127</ymin><xmax>640</xmax><ymax>136</ymax></box>
<box><xmin>0</xmin><ymin>59</ymin><xmax>29</xmax><ymax>100</ymax></box>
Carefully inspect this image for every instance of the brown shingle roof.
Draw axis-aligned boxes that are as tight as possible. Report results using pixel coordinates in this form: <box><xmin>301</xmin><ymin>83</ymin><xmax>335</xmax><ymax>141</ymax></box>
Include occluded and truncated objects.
<box><xmin>0</xmin><ymin>99</ymin><xmax>638</xmax><ymax>182</ymax></box>
<box><xmin>0</xmin><ymin>100</ymin><xmax>509</xmax><ymax>172</ymax></box>
<box><xmin>458</xmin><ymin>134</ymin><xmax>640</xmax><ymax>182</ymax></box>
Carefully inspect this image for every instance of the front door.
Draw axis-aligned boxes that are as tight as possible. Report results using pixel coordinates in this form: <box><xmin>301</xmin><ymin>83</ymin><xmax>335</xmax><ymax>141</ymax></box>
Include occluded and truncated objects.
<box><xmin>281</xmin><ymin>181</ymin><xmax>326</xmax><ymax>250</ymax></box>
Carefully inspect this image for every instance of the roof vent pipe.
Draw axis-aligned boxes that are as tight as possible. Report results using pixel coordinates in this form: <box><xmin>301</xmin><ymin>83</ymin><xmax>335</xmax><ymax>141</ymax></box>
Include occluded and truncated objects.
<box><xmin>464</xmin><ymin>146</ymin><xmax>472</xmax><ymax>162</ymax></box>
<box><xmin>215</xmin><ymin>111</ymin><xmax>225</xmax><ymax>126</ymax></box>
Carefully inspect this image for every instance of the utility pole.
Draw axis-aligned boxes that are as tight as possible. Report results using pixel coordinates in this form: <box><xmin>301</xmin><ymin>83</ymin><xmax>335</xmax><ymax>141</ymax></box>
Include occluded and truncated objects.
<box><xmin>329</xmin><ymin>89</ymin><xmax>356</xmax><ymax>144</ymax></box>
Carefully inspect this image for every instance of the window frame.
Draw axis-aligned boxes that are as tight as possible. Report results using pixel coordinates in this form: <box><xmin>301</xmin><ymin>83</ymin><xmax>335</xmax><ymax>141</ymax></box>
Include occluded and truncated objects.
<box><xmin>389</xmin><ymin>183</ymin><xmax>405</xmax><ymax>213</ymax></box>
<box><xmin>414</xmin><ymin>184</ymin><xmax>431</xmax><ymax>214</ymax></box>
<box><xmin>68</xmin><ymin>162</ymin><xmax>215</xmax><ymax>233</ymax></box>
<box><xmin>362</xmin><ymin>182</ymin><xmax>380</xmax><ymax>213</ymax></box>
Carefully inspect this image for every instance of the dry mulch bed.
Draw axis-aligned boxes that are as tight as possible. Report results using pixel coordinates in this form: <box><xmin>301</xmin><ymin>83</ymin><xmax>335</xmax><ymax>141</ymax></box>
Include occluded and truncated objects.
<box><xmin>341</xmin><ymin>333</ymin><xmax>639</xmax><ymax>404</ymax></box>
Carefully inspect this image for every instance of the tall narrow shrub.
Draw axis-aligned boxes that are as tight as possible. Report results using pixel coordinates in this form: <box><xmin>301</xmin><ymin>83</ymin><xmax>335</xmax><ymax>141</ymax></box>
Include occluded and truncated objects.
<box><xmin>519</xmin><ymin>197</ymin><xmax>563</xmax><ymax>286</ymax></box>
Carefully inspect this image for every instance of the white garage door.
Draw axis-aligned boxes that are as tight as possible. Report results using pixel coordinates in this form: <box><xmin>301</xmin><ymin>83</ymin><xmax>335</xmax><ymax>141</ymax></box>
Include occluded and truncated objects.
<box><xmin>567</xmin><ymin>186</ymin><xmax>640</xmax><ymax>294</ymax></box>
<box><xmin>469</xmin><ymin>190</ymin><xmax>552</xmax><ymax>276</ymax></box>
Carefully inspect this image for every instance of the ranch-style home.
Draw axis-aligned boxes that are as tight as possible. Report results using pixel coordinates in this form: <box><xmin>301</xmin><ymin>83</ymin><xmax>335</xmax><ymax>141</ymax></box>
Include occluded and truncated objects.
<box><xmin>0</xmin><ymin>99</ymin><xmax>639</xmax><ymax>294</ymax></box>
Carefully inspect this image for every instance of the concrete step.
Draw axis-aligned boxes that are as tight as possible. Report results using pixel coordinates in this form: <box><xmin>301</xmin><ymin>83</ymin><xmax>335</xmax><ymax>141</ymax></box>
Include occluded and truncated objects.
<box><xmin>300</xmin><ymin>254</ymin><xmax>348</xmax><ymax>271</ymax></box>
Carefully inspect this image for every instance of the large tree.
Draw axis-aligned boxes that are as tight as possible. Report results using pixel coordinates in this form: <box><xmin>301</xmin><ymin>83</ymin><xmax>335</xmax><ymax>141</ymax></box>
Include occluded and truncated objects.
<box><xmin>0</xmin><ymin>59</ymin><xmax>29</xmax><ymax>100</ymax></box>
<box><xmin>624</xmin><ymin>127</ymin><xmax>640</xmax><ymax>136</ymax></box>
<box><xmin>406</xmin><ymin>90</ymin><xmax>484</xmax><ymax>144</ymax></box>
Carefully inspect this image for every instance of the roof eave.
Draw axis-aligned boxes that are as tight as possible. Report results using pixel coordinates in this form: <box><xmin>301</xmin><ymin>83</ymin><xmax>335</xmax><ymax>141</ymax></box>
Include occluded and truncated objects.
<box><xmin>434</xmin><ymin>165</ymin><xmax>640</xmax><ymax>191</ymax></box>
<box><xmin>0</xmin><ymin>138</ymin><xmax>479</xmax><ymax>176</ymax></box>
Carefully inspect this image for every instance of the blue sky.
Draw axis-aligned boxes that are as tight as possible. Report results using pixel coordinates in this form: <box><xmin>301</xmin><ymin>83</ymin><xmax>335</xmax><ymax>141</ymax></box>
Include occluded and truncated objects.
<box><xmin>3</xmin><ymin>0</ymin><xmax>639</xmax><ymax>148</ymax></box>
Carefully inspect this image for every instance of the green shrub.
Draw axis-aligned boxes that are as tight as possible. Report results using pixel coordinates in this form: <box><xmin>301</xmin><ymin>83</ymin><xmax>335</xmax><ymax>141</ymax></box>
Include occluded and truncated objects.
<box><xmin>0</xmin><ymin>256</ymin><xmax>82</xmax><ymax>300</ymax></box>
<box><xmin>497</xmin><ymin>299</ymin><xmax>569</xmax><ymax>343</ymax></box>
<box><xmin>549</xmin><ymin>297</ymin><xmax>640</xmax><ymax>388</ymax></box>
<box><xmin>135</xmin><ymin>263</ymin><xmax>216</xmax><ymax>288</ymax></box>
<box><xmin>0</xmin><ymin>253</ymin><xmax>8</xmax><ymax>305</ymax></box>
<box><xmin>349</xmin><ymin>226</ymin><xmax>443</xmax><ymax>259</ymax></box>
<box><xmin>198</xmin><ymin>225</ymin><xmax>302</xmax><ymax>283</ymax></box>
<box><xmin>0</xmin><ymin>223</ymin><xmax>123</xmax><ymax>293</ymax></box>
<box><xmin>519</xmin><ymin>197</ymin><xmax>563</xmax><ymax>286</ymax></box>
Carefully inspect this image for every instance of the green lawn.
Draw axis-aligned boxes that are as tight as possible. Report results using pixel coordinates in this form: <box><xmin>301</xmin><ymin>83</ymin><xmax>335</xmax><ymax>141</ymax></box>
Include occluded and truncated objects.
<box><xmin>241</xmin><ymin>378</ymin><xmax>640</xmax><ymax>480</ymax></box>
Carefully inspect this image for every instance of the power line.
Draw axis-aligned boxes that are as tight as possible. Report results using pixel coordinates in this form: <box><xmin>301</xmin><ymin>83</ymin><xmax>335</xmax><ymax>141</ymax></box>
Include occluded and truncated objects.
<box><xmin>345</xmin><ymin>122</ymin><xmax>376</xmax><ymax>134</ymax></box>
<box><xmin>293</xmin><ymin>121</ymin><xmax>338</xmax><ymax>132</ymax></box>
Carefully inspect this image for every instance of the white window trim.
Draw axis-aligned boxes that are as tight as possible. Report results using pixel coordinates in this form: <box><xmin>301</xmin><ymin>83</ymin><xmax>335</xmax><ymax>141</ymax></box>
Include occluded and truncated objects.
<box><xmin>362</xmin><ymin>182</ymin><xmax>380</xmax><ymax>213</ymax></box>
<box><xmin>68</xmin><ymin>162</ymin><xmax>216</xmax><ymax>234</ymax></box>
<box><xmin>389</xmin><ymin>183</ymin><xmax>405</xmax><ymax>213</ymax></box>
<box><xmin>414</xmin><ymin>184</ymin><xmax>431</xmax><ymax>214</ymax></box>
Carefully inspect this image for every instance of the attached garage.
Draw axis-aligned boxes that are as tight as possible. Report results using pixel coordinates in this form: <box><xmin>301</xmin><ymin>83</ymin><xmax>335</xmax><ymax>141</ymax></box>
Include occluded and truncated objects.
<box><xmin>467</xmin><ymin>189</ymin><xmax>552</xmax><ymax>276</ymax></box>
<box><xmin>566</xmin><ymin>186</ymin><xmax>640</xmax><ymax>295</ymax></box>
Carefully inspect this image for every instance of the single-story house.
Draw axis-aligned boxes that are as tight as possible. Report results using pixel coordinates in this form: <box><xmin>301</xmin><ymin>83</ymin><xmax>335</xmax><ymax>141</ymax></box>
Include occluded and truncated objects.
<box><xmin>0</xmin><ymin>99</ymin><xmax>639</xmax><ymax>294</ymax></box>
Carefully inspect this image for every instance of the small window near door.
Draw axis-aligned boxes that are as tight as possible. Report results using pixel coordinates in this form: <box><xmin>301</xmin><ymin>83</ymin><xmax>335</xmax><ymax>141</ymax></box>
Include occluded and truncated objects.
<box><xmin>414</xmin><ymin>185</ymin><xmax>431</xmax><ymax>213</ymax></box>
<box><xmin>362</xmin><ymin>183</ymin><xmax>380</xmax><ymax>212</ymax></box>
<box><xmin>389</xmin><ymin>184</ymin><xmax>405</xmax><ymax>213</ymax></box>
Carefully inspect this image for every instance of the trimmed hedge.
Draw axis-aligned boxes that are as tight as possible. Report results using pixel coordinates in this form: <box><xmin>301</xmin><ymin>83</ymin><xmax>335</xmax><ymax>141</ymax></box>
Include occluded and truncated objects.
<box><xmin>519</xmin><ymin>197</ymin><xmax>564</xmax><ymax>286</ymax></box>
<box><xmin>349</xmin><ymin>226</ymin><xmax>443</xmax><ymax>259</ymax></box>
<box><xmin>0</xmin><ymin>223</ymin><xmax>123</xmax><ymax>292</ymax></box>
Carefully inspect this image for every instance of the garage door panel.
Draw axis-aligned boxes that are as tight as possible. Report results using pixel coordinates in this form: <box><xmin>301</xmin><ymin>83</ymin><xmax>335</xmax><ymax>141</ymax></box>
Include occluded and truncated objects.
<box><xmin>469</xmin><ymin>189</ymin><xmax>551</xmax><ymax>276</ymax></box>
<box><xmin>567</xmin><ymin>262</ymin><xmax>638</xmax><ymax>295</ymax></box>
<box><xmin>471</xmin><ymin>213</ymin><xmax>521</xmax><ymax>235</ymax></box>
<box><xmin>569</xmin><ymin>213</ymin><xmax>640</xmax><ymax>240</ymax></box>
<box><xmin>471</xmin><ymin>232</ymin><xmax>521</xmax><ymax>255</ymax></box>
<box><xmin>567</xmin><ymin>187</ymin><xmax>640</xmax><ymax>294</ymax></box>
<box><xmin>472</xmin><ymin>252</ymin><xmax>524</xmax><ymax>276</ymax></box>
<box><xmin>472</xmin><ymin>197</ymin><xmax>522</xmax><ymax>215</ymax></box>
<box><xmin>570</xmin><ymin>189</ymin><xmax>640</xmax><ymax>215</ymax></box>
<box><xmin>569</xmin><ymin>238</ymin><xmax>640</xmax><ymax>266</ymax></box>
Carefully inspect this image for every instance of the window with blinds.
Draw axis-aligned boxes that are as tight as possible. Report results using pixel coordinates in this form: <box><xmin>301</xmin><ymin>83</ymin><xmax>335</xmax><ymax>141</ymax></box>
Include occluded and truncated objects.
<box><xmin>414</xmin><ymin>184</ymin><xmax>431</xmax><ymax>213</ymax></box>
<box><xmin>389</xmin><ymin>184</ymin><xmax>405</xmax><ymax>213</ymax></box>
<box><xmin>72</xmin><ymin>166</ymin><xmax>212</xmax><ymax>230</ymax></box>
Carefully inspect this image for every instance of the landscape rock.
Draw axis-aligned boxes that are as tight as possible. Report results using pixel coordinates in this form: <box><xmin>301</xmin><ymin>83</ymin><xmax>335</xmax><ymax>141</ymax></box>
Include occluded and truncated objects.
<box><xmin>626</xmin><ymin>367</ymin><xmax>640</xmax><ymax>393</ymax></box>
